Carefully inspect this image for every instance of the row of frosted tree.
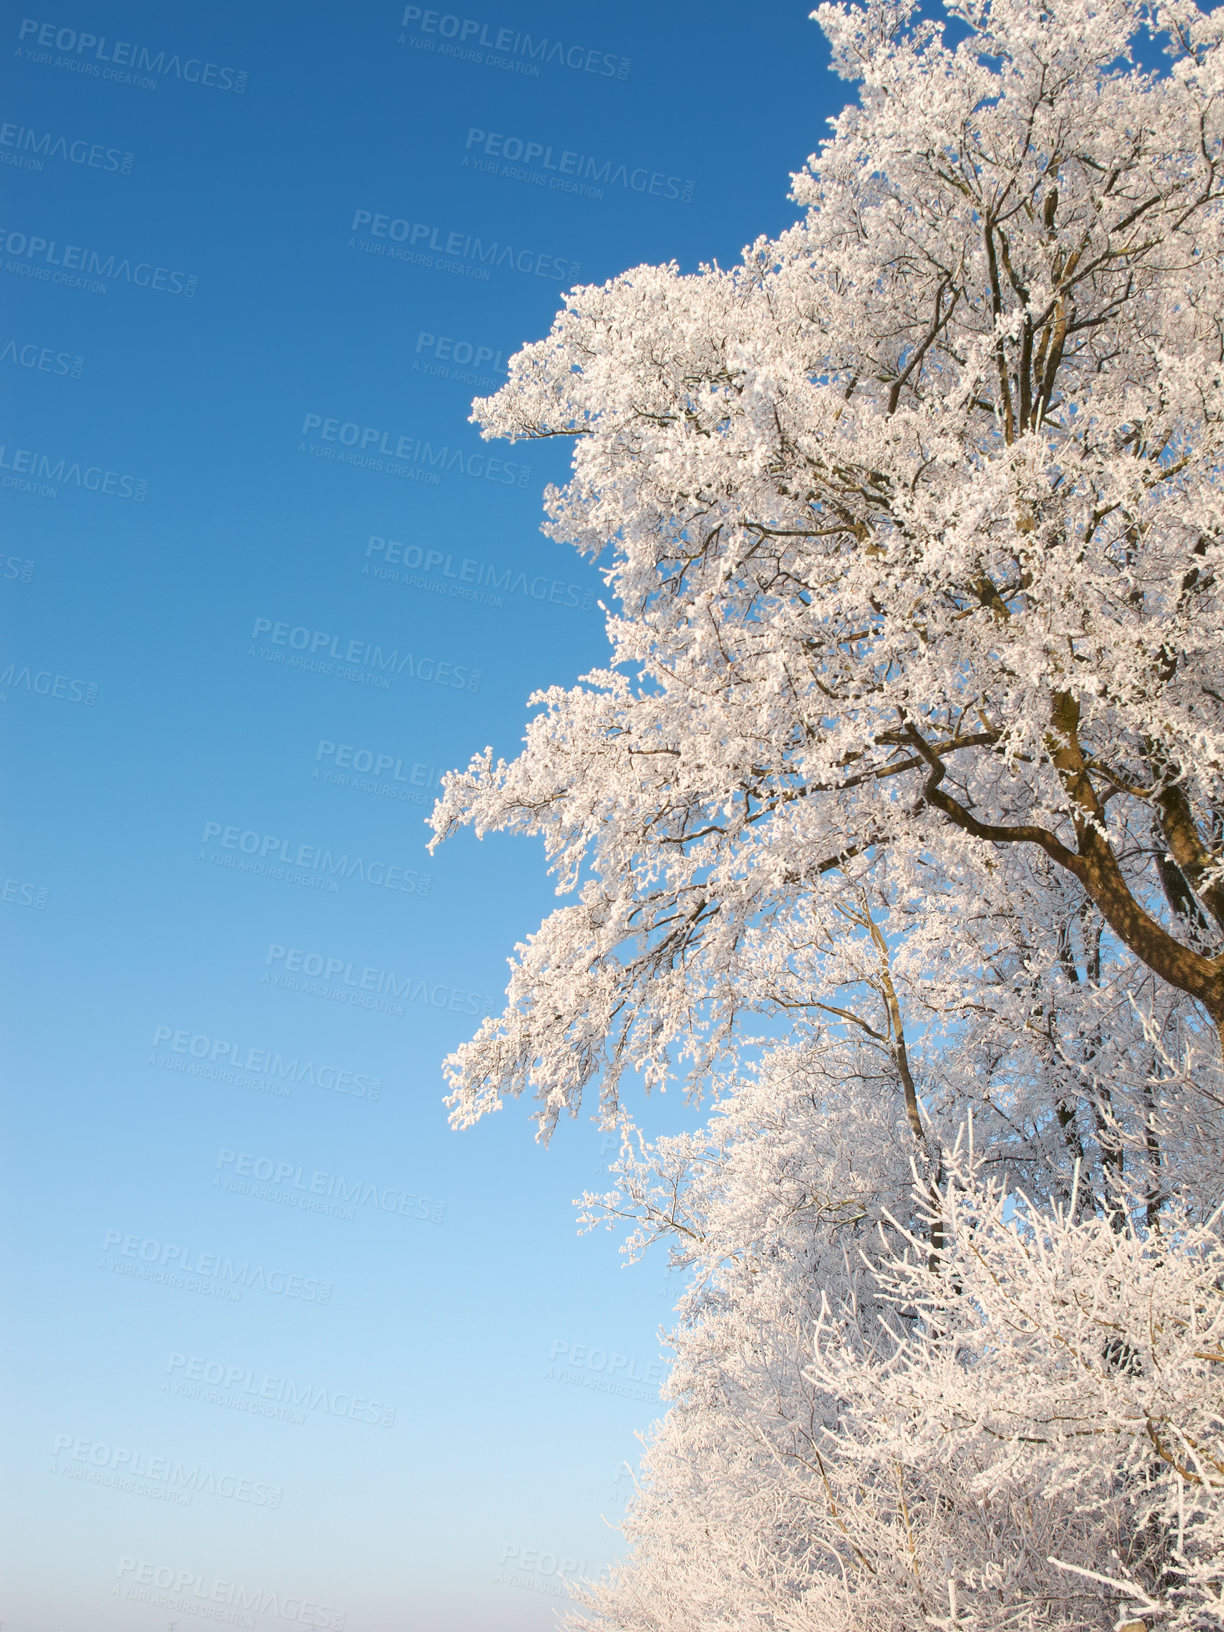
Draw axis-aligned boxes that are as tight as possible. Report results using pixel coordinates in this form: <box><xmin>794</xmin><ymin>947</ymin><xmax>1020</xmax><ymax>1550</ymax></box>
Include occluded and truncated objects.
<box><xmin>432</xmin><ymin>0</ymin><xmax>1224</xmax><ymax>1623</ymax></box>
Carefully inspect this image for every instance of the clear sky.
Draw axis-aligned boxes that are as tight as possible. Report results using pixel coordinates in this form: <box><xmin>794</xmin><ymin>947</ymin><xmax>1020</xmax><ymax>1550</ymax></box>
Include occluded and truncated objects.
<box><xmin>0</xmin><ymin>3</ymin><xmax>847</xmax><ymax>1627</ymax></box>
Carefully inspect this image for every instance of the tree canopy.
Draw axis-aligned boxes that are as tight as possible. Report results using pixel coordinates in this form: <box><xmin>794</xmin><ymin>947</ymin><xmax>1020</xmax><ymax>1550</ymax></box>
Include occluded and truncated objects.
<box><xmin>431</xmin><ymin>0</ymin><xmax>1224</xmax><ymax>1621</ymax></box>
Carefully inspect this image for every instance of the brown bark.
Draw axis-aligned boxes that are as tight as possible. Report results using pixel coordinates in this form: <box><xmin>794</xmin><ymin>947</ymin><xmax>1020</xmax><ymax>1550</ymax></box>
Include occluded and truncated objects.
<box><xmin>905</xmin><ymin>708</ymin><xmax>1224</xmax><ymax>1039</ymax></box>
<box><xmin>1155</xmin><ymin>781</ymin><xmax>1224</xmax><ymax>936</ymax></box>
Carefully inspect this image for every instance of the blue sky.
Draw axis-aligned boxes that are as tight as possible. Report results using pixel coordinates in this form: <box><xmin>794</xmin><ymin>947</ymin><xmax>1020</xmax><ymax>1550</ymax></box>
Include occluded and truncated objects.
<box><xmin>0</xmin><ymin>3</ymin><xmax>848</xmax><ymax>1626</ymax></box>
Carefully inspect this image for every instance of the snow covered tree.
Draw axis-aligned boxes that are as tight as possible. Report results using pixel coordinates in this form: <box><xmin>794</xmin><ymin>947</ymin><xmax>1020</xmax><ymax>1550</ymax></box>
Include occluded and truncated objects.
<box><xmin>571</xmin><ymin>1121</ymin><xmax>1224</xmax><ymax>1632</ymax></box>
<box><xmin>433</xmin><ymin>0</ymin><xmax>1224</xmax><ymax>1180</ymax></box>
<box><xmin>430</xmin><ymin>0</ymin><xmax>1224</xmax><ymax>1620</ymax></box>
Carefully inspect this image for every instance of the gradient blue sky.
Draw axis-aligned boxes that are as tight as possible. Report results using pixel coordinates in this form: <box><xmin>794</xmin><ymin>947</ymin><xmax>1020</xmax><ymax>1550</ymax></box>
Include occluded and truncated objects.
<box><xmin>0</xmin><ymin>4</ymin><xmax>848</xmax><ymax>1626</ymax></box>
